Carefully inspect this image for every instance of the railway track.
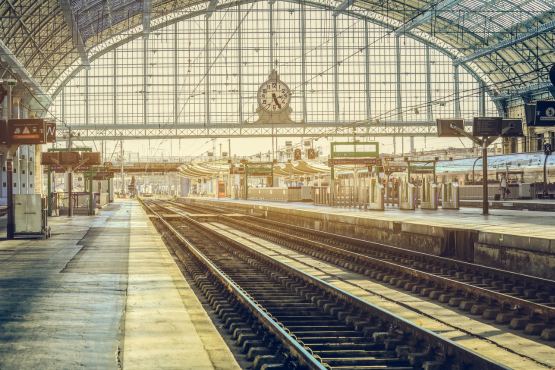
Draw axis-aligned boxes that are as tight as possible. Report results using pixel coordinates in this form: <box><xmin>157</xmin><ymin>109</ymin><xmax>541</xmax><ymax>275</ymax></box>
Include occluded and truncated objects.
<box><xmin>161</xmin><ymin>199</ymin><xmax>555</xmax><ymax>341</ymax></box>
<box><xmin>141</xmin><ymin>198</ymin><xmax>510</xmax><ymax>370</ymax></box>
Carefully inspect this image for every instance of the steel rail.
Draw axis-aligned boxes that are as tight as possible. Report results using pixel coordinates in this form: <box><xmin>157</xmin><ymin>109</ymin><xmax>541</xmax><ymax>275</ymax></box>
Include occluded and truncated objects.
<box><xmin>144</xmin><ymin>198</ymin><xmax>513</xmax><ymax>369</ymax></box>
<box><xmin>172</xmin><ymin>200</ymin><xmax>555</xmax><ymax>322</ymax></box>
<box><xmin>140</xmin><ymin>199</ymin><xmax>327</xmax><ymax>370</ymax></box>
<box><xmin>178</xmin><ymin>199</ymin><xmax>555</xmax><ymax>289</ymax></box>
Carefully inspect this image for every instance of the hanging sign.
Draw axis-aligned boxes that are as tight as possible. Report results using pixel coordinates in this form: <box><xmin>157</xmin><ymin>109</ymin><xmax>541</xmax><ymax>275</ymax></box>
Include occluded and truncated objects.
<box><xmin>473</xmin><ymin>117</ymin><xmax>502</xmax><ymax>136</ymax></box>
<box><xmin>328</xmin><ymin>158</ymin><xmax>382</xmax><ymax>166</ymax></box>
<box><xmin>9</xmin><ymin>119</ymin><xmax>47</xmax><ymax>144</ymax></box>
<box><xmin>331</xmin><ymin>142</ymin><xmax>379</xmax><ymax>158</ymax></box>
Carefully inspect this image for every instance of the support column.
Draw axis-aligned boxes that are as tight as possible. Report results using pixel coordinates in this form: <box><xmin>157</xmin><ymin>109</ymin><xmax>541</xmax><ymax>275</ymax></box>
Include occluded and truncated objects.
<box><xmin>426</xmin><ymin>44</ymin><xmax>432</xmax><ymax>120</ymax></box>
<box><xmin>395</xmin><ymin>35</ymin><xmax>402</xmax><ymax>122</ymax></box>
<box><xmin>365</xmin><ymin>20</ymin><xmax>371</xmax><ymax>120</ymax></box>
<box><xmin>113</xmin><ymin>50</ymin><xmax>117</xmax><ymax>125</ymax></box>
<box><xmin>301</xmin><ymin>3</ymin><xmax>307</xmax><ymax>122</ymax></box>
<box><xmin>174</xmin><ymin>23</ymin><xmax>179</xmax><ymax>123</ymax></box>
<box><xmin>333</xmin><ymin>15</ymin><xmax>339</xmax><ymax>123</ymax></box>
<box><xmin>454</xmin><ymin>65</ymin><xmax>461</xmax><ymax>119</ymax></box>
<box><xmin>85</xmin><ymin>69</ymin><xmax>89</xmax><ymax>126</ymax></box>
<box><xmin>205</xmin><ymin>18</ymin><xmax>210</xmax><ymax>125</ymax></box>
<box><xmin>238</xmin><ymin>5</ymin><xmax>243</xmax><ymax>123</ymax></box>
<box><xmin>61</xmin><ymin>86</ymin><xmax>65</xmax><ymax>124</ymax></box>
<box><xmin>479</xmin><ymin>79</ymin><xmax>486</xmax><ymax>116</ymax></box>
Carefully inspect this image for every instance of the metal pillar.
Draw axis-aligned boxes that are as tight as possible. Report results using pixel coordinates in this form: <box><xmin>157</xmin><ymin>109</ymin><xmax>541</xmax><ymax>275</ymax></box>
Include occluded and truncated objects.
<box><xmin>47</xmin><ymin>165</ymin><xmax>52</xmax><ymax>216</ymax></box>
<box><xmin>269</xmin><ymin>3</ymin><xmax>274</xmax><ymax>73</ymax></box>
<box><xmin>205</xmin><ymin>18</ymin><xmax>210</xmax><ymax>125</ymax></box>
<box><xmin>365</xmin><ymin>20</ymin><xmax>371</xmax><ymax>120</ymax></box>
<box><xmin>61</xmin><ymin>86</ymin><xmax>65</xmax><ymax>123</ymax></box>
<box><xmin>88</xmin><ymin>165</ymin><xmax>93</xmax><ymax>214</ymax></box>
<box><xmin>68</xmin><ymin>133</ymin><xmax>73</xmax><ymax>218</ymax></box>
<box><xmin>482</xmin><ymin>137</ymin><xmax>489</xmax><ymax>215</ymax></box>
<box><xmin>426</xmin><ymin>44</ymin><xmax>432</xmax><ymax>120</ymax></box>
<box><xmin>85</xmin><ymin>69</ymin><xmax>89</xmax><ymax>126</ymax></box>
<box><xmin>333</xmin><ymin>15</ymin><xmax>339</xmax><ymax>123</ymax></box>
<box><xmin>301</xmin><ymin>3</ymin><xmax>307</xmax><ymax>122</ymax></box>
<box><xmin>454</xmin><ymin>65</ymin><xmax>461</xmax><ymax>119</ymax></box>
<box><xmin>238</xmin><ymin>5</ymin><xmax>243</xmax><ymax>124</ymax></box>
<box><xmin>479</xmin><ymin>79</ymin><xmax>486</xmax><ymax>116</ymax></box>
<box><xmin>120</xmin><ymin>141</ymin><xmax>124</xmax><ymax>196</ymax></box>
<box><xmin>113</xmin><ymin>50</ymin><xmax>117</xmax><ymax>125</ymax></box>
<box><xmin>6</xmin><ymin>86</ymin><xmax>14</xmax><ymax>239</ymax></box>
<box><xmin>395</xmin><ymin>35</ymin><xmax>402</xmax><ymax>122</ymax></box>
<box><xmin>143</xmin><ymin>38</ymin><xmax>148</xmax><ymax>125</ymax></box>
<box><xmin>174</xmin><ymin>23</ymin><xmax>179</xmax><ymax>123</ymax></box>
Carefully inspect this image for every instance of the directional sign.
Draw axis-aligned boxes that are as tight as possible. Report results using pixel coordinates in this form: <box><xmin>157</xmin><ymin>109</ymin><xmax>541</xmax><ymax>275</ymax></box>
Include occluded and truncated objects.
<box><xmin>43</xmin><ymin>164</ymin><xmax>87</xmax><ymax>173</ymax></box>
<box><xmin>409</xmin><ymin>165</ymin><xmax>435</xmax><ymax>174</ymax></box>
<box><xmin>436</xmin><ymin>119</ymin><xmax>465</xmax><ymax>137</ymax></box>
<box><xmin>535</xmin><ymin>101</ymin><xmax>555</xmax><ymax>126</ymax></box>
<box><xmin>385</xmin><ymin>166</ymin><xmax>407</xmax><ymax>173</ymax></box>
<box><xmin>473</xmin><ymin>117</ymin><xmax>501</xmax><ymax>136</ymax></box>
<box><xmin>331</xmin><ymin>142</ymin><xmax>379</xmax><ymax>158</ymax></box>
<box><xmin>501</xmin><ymin>119</ymin><xmax>524</xmax><ymax>137</ymax></box>
<box><xmin>247</xmin><ymin>167</ymin><xmax>272</xmax><ymax>173</ymax></box>
<box><xmin>9</xmin><ymin>119</ymin><xmax>47</xmax><ymax>144</ymax></box>
<box><xmin>247</xmin><ymin>172</ymin><xmax>273</xmax><ymax>177</ymax></box>
<box><xmin>328</xmin><ymin>158</ymin><xmax>382</xmax><ymax>166</ymax></box>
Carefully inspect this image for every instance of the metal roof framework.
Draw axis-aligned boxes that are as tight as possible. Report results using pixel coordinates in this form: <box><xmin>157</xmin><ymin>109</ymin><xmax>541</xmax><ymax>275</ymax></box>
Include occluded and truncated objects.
<box><xmin>0</xmin><ymin>0</ymin><xmax>554</xmax><ymax>114</ymax></box>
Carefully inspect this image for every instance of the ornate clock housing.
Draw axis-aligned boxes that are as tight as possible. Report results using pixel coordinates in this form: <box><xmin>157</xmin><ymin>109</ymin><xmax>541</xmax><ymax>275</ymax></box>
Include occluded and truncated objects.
<box><xmin>257</xmin><ymin>79</ymin><xmax>291</xmax><ymax>113</ymax></box>
<box><xmin>245</xmin><ymin>70</ymin><xmax>305</xmax><ymax>125</ymax></box>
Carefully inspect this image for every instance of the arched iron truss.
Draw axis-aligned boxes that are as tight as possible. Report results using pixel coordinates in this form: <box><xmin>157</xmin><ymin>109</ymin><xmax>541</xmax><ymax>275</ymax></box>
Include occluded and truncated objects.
<box><xmin>1</xmin><ymin>0</ymin><xmax>554</xmax><ymax>116</ymax></box>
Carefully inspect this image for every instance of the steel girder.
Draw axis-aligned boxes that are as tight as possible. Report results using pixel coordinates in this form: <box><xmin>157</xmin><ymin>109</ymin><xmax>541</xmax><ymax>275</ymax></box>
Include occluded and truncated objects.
<box><xmin>58</xmin><ymin>0</ymin><xmax>91</xmax><ymax>68</ymax></box>
<box><xmin>53</xmin><ymin>121</ymin><xmax>474</xmax><ymax>141</ymax></box>
<box><xmin>394</xmin><ymin>0</ymin><xmax>466</xmax><ymax>36</ymax></box>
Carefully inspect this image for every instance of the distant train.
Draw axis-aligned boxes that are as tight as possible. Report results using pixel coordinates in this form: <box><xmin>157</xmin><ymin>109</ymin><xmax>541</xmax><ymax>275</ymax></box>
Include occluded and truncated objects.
<box><xmin>433</xmin><ymin>151</ymin><xmax>555</xmax><ymax>186</ymax></box>
<box><xmin>337</xmin><ymin>151</ymin><xmax>555</xmax><ymax>197</ymax></box>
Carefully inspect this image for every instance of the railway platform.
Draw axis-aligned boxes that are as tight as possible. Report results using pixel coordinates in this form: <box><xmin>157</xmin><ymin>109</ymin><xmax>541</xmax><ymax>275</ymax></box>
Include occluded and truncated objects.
<box><xmin>0</xmin><ymin>199</ymin><xmax>241</xmax><ymax>370</ymax></box>
<box><xmin>181</xmin><ymin>197</ymin><xmax>555</xmax><ymax>280</ymax></box>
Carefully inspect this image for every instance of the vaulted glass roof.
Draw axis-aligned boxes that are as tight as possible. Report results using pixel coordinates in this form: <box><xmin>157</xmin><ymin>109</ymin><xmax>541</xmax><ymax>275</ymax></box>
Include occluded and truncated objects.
<box><xmin>1</xmin><ymin>0</ymin><xmax>554</xmax><ymax>99</ymax></box>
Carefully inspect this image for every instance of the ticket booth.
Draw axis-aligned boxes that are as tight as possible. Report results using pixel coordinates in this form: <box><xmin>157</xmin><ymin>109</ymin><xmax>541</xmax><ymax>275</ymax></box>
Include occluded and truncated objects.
<box><xmin>217</xmin><ymin>181</ymin><xmax>226</xmax><ymax>198</ymax></box>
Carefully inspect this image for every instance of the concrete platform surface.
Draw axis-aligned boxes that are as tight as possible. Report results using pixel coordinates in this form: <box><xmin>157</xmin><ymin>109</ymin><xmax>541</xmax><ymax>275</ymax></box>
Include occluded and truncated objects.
<box><xmin>189</xmin><ymin>197</ymin><xmax>555</xmax><ymax>233</ymax></box>
<box><xmin>0</xmin><ymin>199</ymin><xmax>241</xmax><ymax>370</ymax></box>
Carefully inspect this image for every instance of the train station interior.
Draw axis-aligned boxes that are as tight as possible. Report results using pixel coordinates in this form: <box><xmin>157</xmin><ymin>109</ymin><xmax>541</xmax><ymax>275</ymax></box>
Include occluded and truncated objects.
<box><xmin>1</xmin><ymin>0</ymin><xmax>555</xmax><ymax>369</ymax></box>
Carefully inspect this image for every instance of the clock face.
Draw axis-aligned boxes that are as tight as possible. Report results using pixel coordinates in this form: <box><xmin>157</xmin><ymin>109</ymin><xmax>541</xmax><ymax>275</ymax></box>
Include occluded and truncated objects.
<box><xmin>257</xmin><ymin>80</ymin><xmax>291</xmax><ymax>113</ymax></box>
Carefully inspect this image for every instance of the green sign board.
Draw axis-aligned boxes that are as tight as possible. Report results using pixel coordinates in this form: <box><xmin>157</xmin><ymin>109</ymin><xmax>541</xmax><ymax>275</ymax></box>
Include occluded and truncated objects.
<box><xmin>331</xmin><ymin>142</ymin><xmax>379</xmax><ymax>158</ymax></box>
<box><xmin>247</xmin><ymin>167</ymin><xmax>272</xmax><ymax>173</ymax></box>
<box><xmin>409</xmin><ymin>165</ymin><xmax>435</xmax><ymax>171</ymax></box>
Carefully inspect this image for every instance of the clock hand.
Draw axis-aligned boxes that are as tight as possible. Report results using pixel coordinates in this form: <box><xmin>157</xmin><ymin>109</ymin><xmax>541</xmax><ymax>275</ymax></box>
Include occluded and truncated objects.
<box><xmin>272</xmin><ymin>93</ymin><xmax>282</xmax><ymax>109</ymax></box>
